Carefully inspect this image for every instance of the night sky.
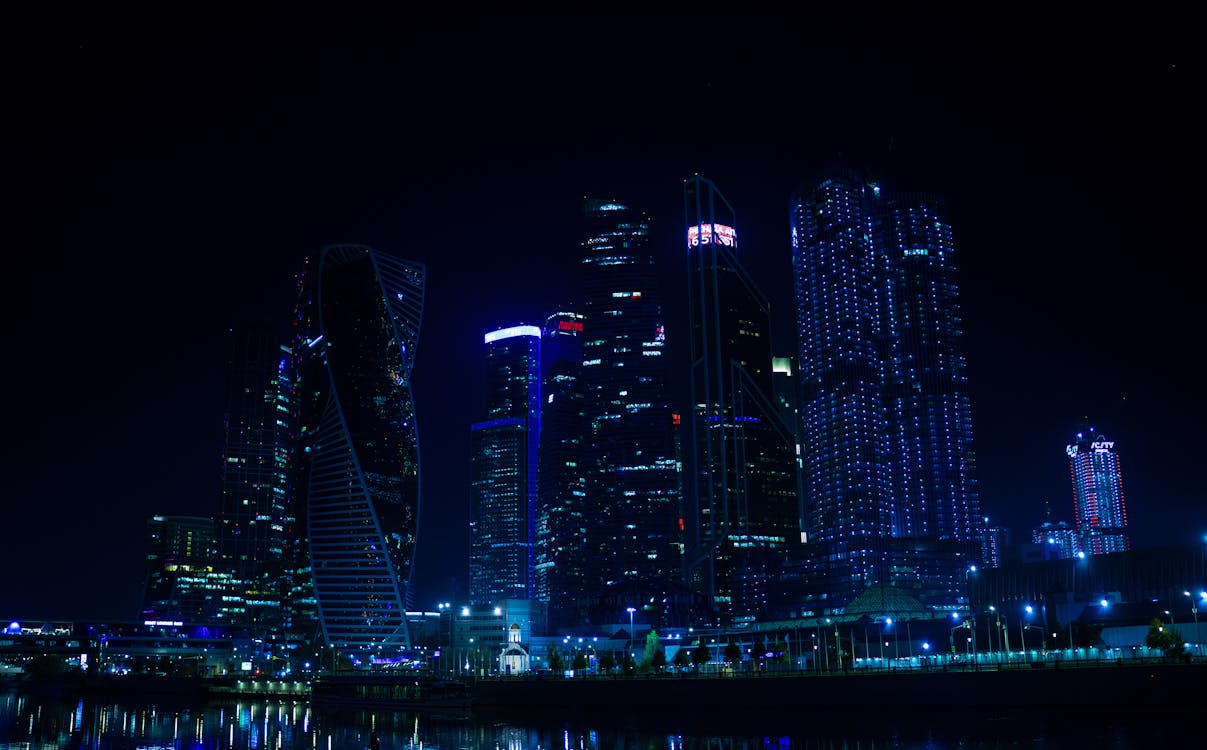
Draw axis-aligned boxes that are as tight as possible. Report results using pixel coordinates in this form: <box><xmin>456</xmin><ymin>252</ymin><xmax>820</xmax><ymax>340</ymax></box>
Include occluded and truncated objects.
<box><xmin>3</xmin><ymin>6</ymin><xmax>1202</xmax><ymax>622</ymax></box>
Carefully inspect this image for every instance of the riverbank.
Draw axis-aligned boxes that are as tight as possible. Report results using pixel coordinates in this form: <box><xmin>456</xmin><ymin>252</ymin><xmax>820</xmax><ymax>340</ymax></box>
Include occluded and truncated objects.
<box><xmin>470</xmin><ymin>660</ymin><xmax>1207</xmax><ymax>711</ymax></box>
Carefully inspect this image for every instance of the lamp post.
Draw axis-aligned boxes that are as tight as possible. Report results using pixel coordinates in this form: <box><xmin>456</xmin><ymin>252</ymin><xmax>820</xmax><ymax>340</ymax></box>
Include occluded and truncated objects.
<box><xmin>965</xmin><ymin>566</ymin><xmax>978</xmax><ymax>661</ymax></box>
<box><xmin>1186</xmin><ymin>591</ymin><xmax>1204</xmax><ymax>657</ymax></box>
<box><xmin>1020</xmin><ymin>604</ymin><xmax>1033</xmax><ymax>656</ymax></box>
<box><xmin>626</xmin><ymin>607</ymin><xmax>636</xmax><ymax>657</ymax></box>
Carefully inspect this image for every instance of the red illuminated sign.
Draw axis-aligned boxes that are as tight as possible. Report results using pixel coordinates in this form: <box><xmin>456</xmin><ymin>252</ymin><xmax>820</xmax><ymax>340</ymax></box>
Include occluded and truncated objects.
<box><xmin>557</xmin><ymin>320</ymin><xmax>584</xmax><ymax>332</ymax></box>
<box><xmin>687</xmin><ymin>223</ymin><xmax>737</xmax><ymax>248</ymax></box>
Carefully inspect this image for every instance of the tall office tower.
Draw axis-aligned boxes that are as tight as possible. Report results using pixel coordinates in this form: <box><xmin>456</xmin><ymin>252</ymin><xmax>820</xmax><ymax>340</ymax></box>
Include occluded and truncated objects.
<box><xmin>789</xmin><ymin>169</ymin><xmax>891</xmax><ymax>606</ymax></box>
<box><xmin>874</xmin><ymin>190</ymin><xmax>984</xmax><ymax>603</ymax></box>
<box><xmin>685</xmin><ymin>176</ymin><xmax>802</xmax><ymax>625</ymax></box>
<box><xmin>469</xmin><ymin>325</ymin><xmax>542</xmax><ymax>604</ymax></box>
<box><xmin>1066</xmin><ymin>431</ymin><xmax>1130</xmax><ymax>555</ymax></box>
<box><xmin>281</xmin><ymin>262</ymin><xmax>319</xmax><ymax>645</ymax></box>
<box><xmin>536</xmin><ymin>309</ymin><xmax>588</xmax><ymax>627</ymax></box>
<box><xmin>577</xmin><ymin>197</ymin><xmax>683</xmax><ymax>611</ymax></box>
<box><xmin>140</xmin><ymin>515</ymin><xmax>229</xmax><ymax>624</ymax></box>
<box><xmin>218</xmin><ymin>326</ymin><xmax>292</xmax><ymax>635</ymax></box>
<box><xmin>982</xmin><ymin>518</ymin><xmax>1011</xmax><ymax>568</ymax></box>
<box><xmin>296</xmin><ymin>244</ymin><xmax>424</xmax><ymax>653</ymax></box>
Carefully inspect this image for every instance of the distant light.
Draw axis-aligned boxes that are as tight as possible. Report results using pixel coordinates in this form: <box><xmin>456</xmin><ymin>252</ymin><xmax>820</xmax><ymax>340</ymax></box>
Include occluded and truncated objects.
<box><xmin>1025</xmin><ymin>605</ymin><xmax>1034</xmax><ymax>614</ymax></box>
<box><xmin>885</xmin><ymin>617</ymin><xmax>893</xmax><ymax>626</ymax></box>
<box><xmin>461</xmin><ymin>607</ymin><xmax>470</xmax><ymax>617</ymax></box>
<box><xmin>1077</xmin><ymin>551</ymin><xmax>1086</xmax><ymax>559</ymax></box>
<box><xmin>922</xmin><ymin>642</ymin><xmax>930</xmax><ymax>650</ymax></box>
<box><xmin>952</xmin><ymin>613</ymin><xmax>961</xmax><ymax>621</ymax></box>
<box><xmin>969</xmin><ymin>565</ymin><xmax>977</xmax><ymax>573</ymax></box>
<box><xmin>485</xmin><ymin>325</ymin><xmax>541</xmax><ymax>344</ymax></box>
<box><xmin>1100</xmin><ymin>599</ymin><xmax>1109</xmax><ymax>607</ymax></box>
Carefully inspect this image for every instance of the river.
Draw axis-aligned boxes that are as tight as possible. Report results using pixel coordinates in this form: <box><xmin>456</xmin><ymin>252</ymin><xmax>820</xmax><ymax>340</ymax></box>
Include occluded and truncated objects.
<box><xmin>0</xmin><ymin>688</ymin><xmax>1193</xmax><ymax>749</ymax></box>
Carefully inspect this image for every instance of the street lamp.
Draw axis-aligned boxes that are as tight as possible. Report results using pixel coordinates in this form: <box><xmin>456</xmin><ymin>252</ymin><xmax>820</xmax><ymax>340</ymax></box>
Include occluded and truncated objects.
<box><xmin>965</xmin><ymin>566</ymin><xmax>978</xmax><ymax>660</ymax></box>
<box><xmin>1186</xmin><ymin>591</ymin><xmax>1205</xmax><ymax>657</ymax></box>
<box><xmin>626</xmin><ymin>607</ymin><xmax>636</xmax><ymax>656</ymax></box>
<box><xmin>1020</xmin><ymin>604</ymin><xmax>1033</xmax><ymax>655</ymax></box>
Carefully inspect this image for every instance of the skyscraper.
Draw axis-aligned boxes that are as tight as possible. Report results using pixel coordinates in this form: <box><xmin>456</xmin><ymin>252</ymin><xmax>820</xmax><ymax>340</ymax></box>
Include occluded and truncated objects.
<box><xmin>789</xmin><ymin>169</ymin><xmax>983</xmax><ymax>609</ymax></box>
<box><xmin>469</xmin><ymin>325</ymin><xmax>541</xmax><ymax>604</ymax></box>
<box><xmin>140</xmin><ymin>515</ymin><xmax>228</xmax><ymax>625</ymax></box>
<box><xmin>874</xmin><ymin>189</ymin><xmax>984</xmax><ymax>603</ymax></box>
<box><xmin>577</xmin><ymin>197</ymin><xmax>683</xmax><ymax>614</ymax></box>
<box><xmin>1066</xmin><ymin>431</ymin><xmax>1130</xmax><ymax>555</ymax></box>
<box><xmin>535</xmin><ymin>309</ymin><xmax>588</xmax><ymax>627</ymax></box>
<box><xmin>218</xmin><ymin>326</ymin><xmax>292</xmax><ymax>635</ymax></box>
<box><xmin>296</xmin><ymin>244</ymin><xmax>424</xmax><ymax>653</ymax></box>
<box><xmin>685</xmin><ymin>176</ymin><xmax>802</xmax><ymax>625</ymax></box>
<box><xmin>789</xmin><ymin>169</ymin><xmax>891</xmax><ymax>605</ymax></box>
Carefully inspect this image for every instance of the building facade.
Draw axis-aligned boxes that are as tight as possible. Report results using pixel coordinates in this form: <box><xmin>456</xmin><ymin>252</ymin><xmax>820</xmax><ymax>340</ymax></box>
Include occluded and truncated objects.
<box><xmin>536</xmin><ymin>309</ymin><xmax>588</xmax><ymax>627</ymax></box>
<box><xmin>470</xmin><ymin>325</ymin><xmax>542</xmax><ymax>604</ymax></box>
<box><xmin>789</xmin><ymin>169</ymin><xmax>891</xmax><ymax>606</ymax></box>
<box><xmin>218</xmin><ymin>326</ymin><xmax>292</xmax><ymax>634</ymax></box>
<box><xmin>684</xmin><ymin>176</ymin><xmax>802</xmax><ymax>625</ymax></box>
<box><xmin>577</xmin><ymin>197</ymin><xmax>683</xmax><ymax>611</ymax></box>
<box><xmin>140</xmin><ymin>515</ymin><xmax>229</xmax><ymax>625</ymax></box>
<box><xmin>788</xmin><ymin>169</ymin><xmax>983</xmax><ymax>611</ymax></box>
<box><xmin>1066</xmin><ymin>431</ymin><xmax>1130</xmax><ymax>555</ymax></box>
<box><xmin>296</xmin><ymin>244</ymin><xmax>424</xmax><ymax>654</ymax></box>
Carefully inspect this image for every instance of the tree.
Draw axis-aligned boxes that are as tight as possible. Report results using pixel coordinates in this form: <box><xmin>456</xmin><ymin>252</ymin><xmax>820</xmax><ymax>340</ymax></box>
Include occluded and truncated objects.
<box><xmin>598</xmin><ymin>650</ymin><xmax>616</xmax><ymax>673</ymax></box>
<box><xmin>546</xmin><ymin>644</ymin><xmax>565</xmax><ymax>672</ymax></box>
<box><xmin>1145</xmin><ymin>618</ymin><xmax>1184</xmax><ymax>655</ymax></box>
<box><xmin>639</xmin><ymin>629</ymin><xmax>664</xmax><ymax>672</ymax></box>
<box><xmin>692</xmin><ymin>640</ymin><xmax>712</xmax><ymax>669</ymax></box>
<box><xmin>751</xmin><ymin>637</ymin><xmax>767</xmax><ymax>668</ymax></box>
<box><xmin>724</xmin><ymin>638</ymin><xmax>742</xmax><ymax>666</ymax></box>
<box><xmin>672</xmin><ymin>647</ymin><xmax>691</xmax><ymax>671</ymax></box>
<box><xmin>572</xmin><ymin>650</ymin><xmax>589</xmax><ymax>671</ymax></box>
<box><xmin>621</xmin><ymin>651</ymin><xmax>637</xmax><ymax>675</ymax></box>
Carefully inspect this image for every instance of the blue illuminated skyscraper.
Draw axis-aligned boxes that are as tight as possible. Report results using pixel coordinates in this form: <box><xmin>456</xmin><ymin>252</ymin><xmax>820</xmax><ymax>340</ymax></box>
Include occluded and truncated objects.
<box><xmin>875</xmin><ymin>189</ymin><xmax>984</xmax><ymax>603</ymax></box>
<box><xmin>218</xmin><ymin>326</ymin><xmax>292</xmax><ymax>634</ymax></box>
<box><xmin>1066</xmin><ymin>430</ymin><xmax>1130</xmax><ymax>555</ymax></box>
<box><xmin>789</xmin><ymin>170</ymin><xmax>982</xmax><ymax>608</ymax></box>
<box><xmin>535</xmin><ymin>308</ymin><xmax>588</xmax><ymax>626</ymax></box>
<box><xmin>469</xmin><ymin>325</ymin><xmax>542</xmax><ymax>605</ymax></box>
<box><xmin>685</xmin><ymin>176</ymin><xmax>802</xmax><ymax>625</ymax></box>
<box><xmin>296</xmin><ymin>244</ymin><xmax>424</xmax><ymax>653</ymax></box>
<box><xmin>578</xmin><ymin>197</ymin><xmax>683</xmax><ymax>611</ymax></box>
<box><xmin>790</xmin><ymin>170</ymin><xmax>891</xmax><ymax>605</ymax></box>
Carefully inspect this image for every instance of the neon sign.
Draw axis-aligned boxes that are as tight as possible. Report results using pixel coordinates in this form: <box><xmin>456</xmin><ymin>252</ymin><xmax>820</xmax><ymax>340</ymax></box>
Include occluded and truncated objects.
<box><xmin>687</xmin><ymin>223</ymin><xmax>737</xmax><ymax>248</ymax></box>
<box><xmin>557</xmin><ymin>320</ymin><xmax>583</xmax><ymax>332</ymax></box>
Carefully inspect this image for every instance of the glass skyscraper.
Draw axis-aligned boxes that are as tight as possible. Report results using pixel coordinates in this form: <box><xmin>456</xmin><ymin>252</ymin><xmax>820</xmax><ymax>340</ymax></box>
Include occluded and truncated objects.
<box><xmin>685</xmin><ymin>176</ymin><xmax>801</xmax><ymax>625</ymax></box>
<box><xmin>218</xmin><ymin>326</ymin><xmax>292</xmax><ymax>634</ymax></box>
<box><xmin>296</xmin><ymin>244</ymin><xmax>424</xmax><ymax>654</ymax></box>
<box><xmin>790</xmin><ymin>170</ymin><xmax>891</xmax><ymax>605</ymax></box>
<box><xmin>578</xmin><ymin>197</ymin><xmax>683</xmax><ymax>610</ymax></box>
<box><xmin>536</xmin><ymin>309</ymin><xmax>587</xmax><ymax>627</ymax></box>
<box><xmin>1066</xmin><ymin>431</ymin><xmax>1130</xmax><ymax>555</ymax></box>
<box><xmin>789</xmin><ymin>169</ymin><xmax>982</xmax><ymax>609</ymax></box>
<box><xmin>140</xmin><ymin>515</ymin><xmax>228</xmax><ymax>625</ymax></box>
<box><xmin>469</xmin><ymin>325</ymin><xmax>541</xmax><ymax>604</ymax></box>
<box><xmin>874</xmin><ymin>189</ymin><xmax>984</xmax><ymax>604</ymax></box>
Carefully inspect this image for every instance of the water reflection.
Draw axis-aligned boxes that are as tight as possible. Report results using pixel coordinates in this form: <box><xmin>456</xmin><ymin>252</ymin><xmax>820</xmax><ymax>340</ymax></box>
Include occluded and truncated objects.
<box><xmin>0</xmin><ymin>689</ymin><xmax>1185</xmax><ymax>749</ymax></box>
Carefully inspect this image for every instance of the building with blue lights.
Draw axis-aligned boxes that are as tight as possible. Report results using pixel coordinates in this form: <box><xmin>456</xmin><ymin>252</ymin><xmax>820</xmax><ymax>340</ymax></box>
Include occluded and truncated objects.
<box><xmin>789</xmin><ymin>169</ymin><xmax>892</xmax><ymax>606</ymax></box>
<box><xmin>577</xmin><ymin>197</ymin><xmax>683</xmax><ymax>615</ymax></box>
<box><xmin>470</xmin><ymin>325</ymin><xmax>542</xmax><ymax>605</ymax></box>
<box><xmin>1066</xmin><ymin>431</ymin><xmax>1130</xmax><ymax>555</ymax></box>
<box><xmin>295</xmin><ymin>244</ymin><xmax>424</xmax><ymax>654</ymax></box>
<box><xmin>536</xmin><ymin>308</ymin><xmax>588</xmax><ymax>628</ymax></box>
<box><xmin>140</xmin><ymin>515</ymin><xmax>230</xmax><ymax>625</ymax></box>
<box><xmin>217</xmin><ymin>326</ymin><xmax>293</xmax><ymax>634</ymax></box>
<box><xmin>684</xmin><ymin>176</ymin><xmax>802</xmax><ymax>625</ymax></box>
<box><xmin>789</xmin><ymin>170</ymin><xmax>983</xmax><ymax>610</ymax></box>
<box><xmin>874</xmin><ymin>189</ymin><xmax>985</xmax><ymax>604</ymax></box>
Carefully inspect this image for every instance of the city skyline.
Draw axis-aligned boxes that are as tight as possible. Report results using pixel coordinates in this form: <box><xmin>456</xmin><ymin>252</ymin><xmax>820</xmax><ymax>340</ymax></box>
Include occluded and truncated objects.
<box><xmin>2</xmin><ymin>6</ymin><xmax>1201</xmax><ymax>622</ymax></box>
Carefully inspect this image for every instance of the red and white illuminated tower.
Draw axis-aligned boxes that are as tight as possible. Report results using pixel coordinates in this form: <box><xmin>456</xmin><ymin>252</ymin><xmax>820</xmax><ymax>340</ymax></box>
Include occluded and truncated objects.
<box><xmin>1065</xmin><ymin>430</ymin><xmax>1130</xmax><ymax>555</ymax></box>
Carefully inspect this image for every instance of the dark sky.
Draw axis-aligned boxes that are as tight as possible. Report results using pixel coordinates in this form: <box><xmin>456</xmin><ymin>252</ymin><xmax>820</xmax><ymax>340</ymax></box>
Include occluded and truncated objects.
<box><xmin>2</xmin><ymin>5</ymin><xmax>1202</xmax><ymax>622</ymax></box>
